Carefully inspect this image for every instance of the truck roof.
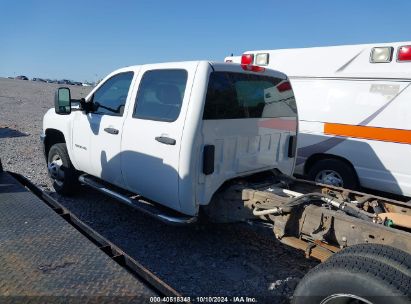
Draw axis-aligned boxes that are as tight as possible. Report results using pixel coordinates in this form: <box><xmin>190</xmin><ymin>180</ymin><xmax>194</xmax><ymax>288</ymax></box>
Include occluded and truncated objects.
<box><xmin>242</xmin><ymin>41</ymin><xmax>411</xmax><ymax>79</ymax></box>
<box><xmin>112</xmin><ymin>61</ymin><xmax>288</xmax><ymax>80</ymax></box>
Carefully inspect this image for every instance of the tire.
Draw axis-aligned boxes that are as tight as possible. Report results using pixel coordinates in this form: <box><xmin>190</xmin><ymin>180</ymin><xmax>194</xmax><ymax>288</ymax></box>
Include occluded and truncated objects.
<box><xmin>47</xmin><ymin>143</ymin><xmax>78</xmax><ymax>194</ymax></box>
<box><xmin>307</xmin><ymin>158</ymin><xmax>358</xmax><ymax>190</ymax></box>
<box><xmin>293</xmin><ymin>255</ymin><xmax>410</xmax><ymax>304</ymax></box>
<box><xmin>330</xmin><ymin>243</ymin><xmax>411</xmax><ymax>277</ymax></box>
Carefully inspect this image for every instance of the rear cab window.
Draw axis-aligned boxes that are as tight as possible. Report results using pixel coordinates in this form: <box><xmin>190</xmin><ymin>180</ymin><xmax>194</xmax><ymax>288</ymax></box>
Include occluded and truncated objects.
<box><xmin>203</xmin><ymin>72</ymin><xmax>297</xmax><ymax>119</ymax></box>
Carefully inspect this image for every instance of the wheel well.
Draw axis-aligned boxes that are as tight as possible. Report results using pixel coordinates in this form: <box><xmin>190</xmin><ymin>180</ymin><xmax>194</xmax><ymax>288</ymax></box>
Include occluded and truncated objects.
<box><xmin>45</xmin><ymin>129</ymin><xmax>66</xmax><ymax>159</ymax></box>
<box><xmin>304</xmin><ymin>153</ymin><xmax>358</xmax><ymax>178</ymax></box>
<box><xmin>200</xmin><ymin>169</ymin><xmax>280</xmax><ymax>222</ymax></box>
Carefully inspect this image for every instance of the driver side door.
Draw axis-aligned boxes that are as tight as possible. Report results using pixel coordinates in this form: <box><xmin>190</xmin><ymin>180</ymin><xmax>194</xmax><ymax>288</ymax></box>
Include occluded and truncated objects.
<box><xmin>72</xmin><ymin>71</ymin><xmax>135</xmax><ymax>187</ymax></box>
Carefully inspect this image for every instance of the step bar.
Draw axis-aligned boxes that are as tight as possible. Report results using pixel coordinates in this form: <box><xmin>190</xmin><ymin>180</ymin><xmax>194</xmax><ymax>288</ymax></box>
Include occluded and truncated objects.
<box><xmin>79</xmin><ymin>174</ymin><xmax>197</xmax><ymax>225</ymax></box>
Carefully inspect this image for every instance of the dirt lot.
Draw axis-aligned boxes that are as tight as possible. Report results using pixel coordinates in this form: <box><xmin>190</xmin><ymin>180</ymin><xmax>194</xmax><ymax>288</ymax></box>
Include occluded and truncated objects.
<box><xmin>0</xmin><ymin>77</ymin><xmax>317</xmax><ymax>303</ymax></box>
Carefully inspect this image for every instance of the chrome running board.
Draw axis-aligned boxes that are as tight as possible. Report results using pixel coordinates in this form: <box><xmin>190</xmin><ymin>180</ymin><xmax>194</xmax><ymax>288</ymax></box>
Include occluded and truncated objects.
<box><xmin>79</xmin><ymin>174</ymin><xmax>197</xmax><ymax>225</ymax></box>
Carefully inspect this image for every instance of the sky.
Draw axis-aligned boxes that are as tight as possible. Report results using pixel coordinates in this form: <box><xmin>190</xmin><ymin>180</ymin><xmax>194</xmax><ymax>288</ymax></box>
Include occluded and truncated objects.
<box><xmin>0</xmin><ymin>0</ymin><xmax>410</xmax><ymax>82</ymax></box>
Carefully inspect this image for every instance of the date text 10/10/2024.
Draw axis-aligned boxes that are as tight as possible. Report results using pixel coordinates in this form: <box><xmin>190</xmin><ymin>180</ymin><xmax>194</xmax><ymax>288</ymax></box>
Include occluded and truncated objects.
<box><xmin>149</xmin><ymin>296</ymin><xmax>258</xmax><ymax>303</ymax></box>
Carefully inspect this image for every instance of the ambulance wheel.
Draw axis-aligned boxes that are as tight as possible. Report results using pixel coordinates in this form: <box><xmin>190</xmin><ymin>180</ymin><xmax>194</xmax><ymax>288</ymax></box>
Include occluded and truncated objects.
<box><xmin>307</xmin><ymin>158</ymin><xmax>358</xmax><ymax>189</ymax></box>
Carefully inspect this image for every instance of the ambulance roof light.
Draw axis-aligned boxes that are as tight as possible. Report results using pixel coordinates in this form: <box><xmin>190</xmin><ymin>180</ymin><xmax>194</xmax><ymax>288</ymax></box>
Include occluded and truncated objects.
<box><xmin>397</xmin><ymin>45</ymin><xmax>411</xmax><ymax>62</ymax></box>
<box><xmin>370</xmin><ymin>47</ymin><xmax>393</xmax><ymax>63</ymax></box>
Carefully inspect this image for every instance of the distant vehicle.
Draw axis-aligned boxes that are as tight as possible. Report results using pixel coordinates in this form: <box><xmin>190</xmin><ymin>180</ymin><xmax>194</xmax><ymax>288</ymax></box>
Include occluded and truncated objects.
<box><xmin>58</xmin><ymin>79</ymin><xmax>73</xmax><ymax>85</ymax></box>
<box><xmin>82</xmin><ymin>82</ymin><xmax>94</xmax><ymax>87</ymax></box>
<box><xmin>7</xmin><ymin>77</ymin><xmax>13</xmax><ymax>79</ymax></box>
<box><xmin>32</xmin><ymin>78</ymin><xmax>46</xmax><ymax>82</ymax></box>
<box><xmin>73</xmin><ymin>81</ymin><xmax>83</xmax><ymax>86</ymax></box>
<box><xmin>15</xmin><ymin>75</ymin><xmax>28</xmax><ymax>80</ymax></box>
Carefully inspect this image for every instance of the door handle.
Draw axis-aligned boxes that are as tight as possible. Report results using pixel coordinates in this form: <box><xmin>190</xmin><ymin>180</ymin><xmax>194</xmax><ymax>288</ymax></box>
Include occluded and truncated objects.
<box><xmin>104</xmin><ymin>127</ymin><xmax>119</xmax><ymax>135</ymax></box>
<box><xmin>155</xmin><ymin>136</ymin><xmax>176</xmax><ymax>145</ymax></box>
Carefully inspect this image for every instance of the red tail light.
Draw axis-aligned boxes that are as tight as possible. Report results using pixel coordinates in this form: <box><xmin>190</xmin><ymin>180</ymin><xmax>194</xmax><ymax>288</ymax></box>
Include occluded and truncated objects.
<box><xmin>398</xmin><ymin>45</ymin><xmax>411</xmax><ymax>61</ymax></box>
<box><xmin>241</xmin><ymin>54</ymin><xmax>254</xmax><ymax>65</ymax></box>
<box><xmin>277</xmin><ymin>81</ymin><xmax>292</xmax><ymax>92</ymax></box>
<box><xmin>241</xmin><ymin>65</ymin><xmax>265</xmax><ymax>72</ymax></box>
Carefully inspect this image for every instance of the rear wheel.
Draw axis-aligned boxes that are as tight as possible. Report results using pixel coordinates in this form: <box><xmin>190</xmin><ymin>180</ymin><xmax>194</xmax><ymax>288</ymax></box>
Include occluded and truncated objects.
<box><xmin>330</xmin><ymin>243</ymin><xmax>411</xmax><ymax>277</ymax></box>
<box><xmin>293</xmin><ymin>250</ymin><xmax>411</xmax><ymax>304</ymax></box>
<box><xmin>307</xmin><ymin>158</ymin><xmax>358</xmax><ymax>189</ymax></box>
<box><xmin>47</xmin><ymin>143</ymin><xmax>78</xmax><ymax>194</ymax></box>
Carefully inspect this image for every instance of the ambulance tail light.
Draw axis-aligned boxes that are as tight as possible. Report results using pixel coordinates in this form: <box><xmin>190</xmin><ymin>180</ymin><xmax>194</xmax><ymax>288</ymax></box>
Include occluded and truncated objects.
<box><xmin>241</xmin><ymin>65</ymin><xmax>265</xmax><ymax>72</ymax></box>
<box><xmin>277</xmin><ymin>81</ymin><xmax>292</xmax><ymax>92</ymax></box>
<box><xmin>398</xmin><ymin>45</ymin><xmax>411</xmax><ymax>62</ymax></box>
<box><xmin>241</xmin><ymin>54</ymin><xmax>254</xmax><ymax>65</ymax></box>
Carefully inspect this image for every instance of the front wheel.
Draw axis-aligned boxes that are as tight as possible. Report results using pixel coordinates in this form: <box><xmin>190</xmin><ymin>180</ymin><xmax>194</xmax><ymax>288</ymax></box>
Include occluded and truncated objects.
<box><xmin>47</xmin><ymin>143</ymin><xmax>78</xmax><ymax>194</ymax></box>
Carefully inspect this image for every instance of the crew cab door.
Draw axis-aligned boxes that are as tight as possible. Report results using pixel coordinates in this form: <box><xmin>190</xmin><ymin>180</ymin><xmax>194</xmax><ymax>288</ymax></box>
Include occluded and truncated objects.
<box><xmin>72</xmin><ymin>70</ymin><xmax>135</xmax><ymax>186</ymax></box>
<box><xmin>121</xmin><ymin>63</ymin><xmax>196</xmax><ymax>211</ymax></box>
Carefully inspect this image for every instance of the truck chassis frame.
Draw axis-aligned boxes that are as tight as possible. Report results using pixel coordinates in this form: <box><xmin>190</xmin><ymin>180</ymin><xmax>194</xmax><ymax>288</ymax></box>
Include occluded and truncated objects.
<box><xmin>238</xmin><ymin>174</ymin><xmax>411</xmax><ymax>261</ymax></box>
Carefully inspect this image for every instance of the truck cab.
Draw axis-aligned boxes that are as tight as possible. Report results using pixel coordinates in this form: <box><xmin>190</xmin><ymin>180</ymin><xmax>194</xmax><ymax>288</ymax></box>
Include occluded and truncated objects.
<box><xmin>42</xmin><ymin>61</ymin><xmax>298</xmax><ymax>216</ymax></box>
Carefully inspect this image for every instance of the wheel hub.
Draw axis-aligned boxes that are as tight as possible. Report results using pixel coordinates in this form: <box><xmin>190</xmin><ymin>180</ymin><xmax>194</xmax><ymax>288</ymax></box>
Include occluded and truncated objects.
<box><xmin>315</xmin><ymin>170</ymin><xmax>344</xmax><ymax>187</ymax></box>
<box><xmin>48</xmin><ymin>155</ymin><xmax>65</xmax><ymax>185</ymax></box>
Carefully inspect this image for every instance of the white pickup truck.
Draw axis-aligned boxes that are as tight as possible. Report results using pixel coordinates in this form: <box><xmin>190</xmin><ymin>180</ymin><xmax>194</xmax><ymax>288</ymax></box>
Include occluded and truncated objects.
<box><xmin>41</xmin><ymin>61</ymin><xmax>297</xmax><ymax>219</ymax></box>
<box><xmin>41</xmin><ymin>61</ymin><xmax>411</xmax><ymax>303</ymax></box>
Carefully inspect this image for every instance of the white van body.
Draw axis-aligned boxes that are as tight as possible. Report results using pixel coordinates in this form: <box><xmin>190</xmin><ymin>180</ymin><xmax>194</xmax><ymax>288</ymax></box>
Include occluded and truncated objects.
<box><xmin>226</xmin><ymin>42</ymin><xmax>411</xmax><ymax>196</ymax></box>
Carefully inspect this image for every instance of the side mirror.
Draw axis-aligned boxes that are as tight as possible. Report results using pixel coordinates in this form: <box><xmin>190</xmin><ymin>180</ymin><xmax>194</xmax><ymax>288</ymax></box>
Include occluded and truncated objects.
<box><xmin>54</xmin><ymin>87</ymin><xmax>72</xmax><ymax>115</ymax></box>
<box><xmin>79</xmin><ymin>97</ymin><xmax>93</xmax><ymax>113</ymax></box>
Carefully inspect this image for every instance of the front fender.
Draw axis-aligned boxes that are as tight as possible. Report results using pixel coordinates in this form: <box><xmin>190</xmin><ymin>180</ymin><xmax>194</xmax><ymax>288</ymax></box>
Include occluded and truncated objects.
<box><xmin>42</xmin><ymin>108</ymin><xmax>77</xmax><ymax>167</ymax></box>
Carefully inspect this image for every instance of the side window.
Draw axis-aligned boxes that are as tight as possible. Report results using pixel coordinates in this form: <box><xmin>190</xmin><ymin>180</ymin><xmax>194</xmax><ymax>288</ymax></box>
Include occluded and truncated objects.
<box><xmin>133</xmin><ymin>70</ymin><xmax>188</xmax><ymax>122</ymax></box>
<box><xmin>91</xmin><ymin>72</ymin><xmax>134</xmax><ymax>116</ymax></box>
<box><xmin>203</xmin><ymin>72</ymin><xmax>296</xmax><ymax>119</ymax></box>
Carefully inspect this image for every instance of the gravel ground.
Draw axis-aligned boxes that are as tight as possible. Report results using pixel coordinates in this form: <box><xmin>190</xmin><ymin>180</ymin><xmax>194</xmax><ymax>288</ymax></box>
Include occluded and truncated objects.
<box><xmin>0</xmin><ymin>77</ymin><xmax>318</xmax><ymax>303</ymax></box>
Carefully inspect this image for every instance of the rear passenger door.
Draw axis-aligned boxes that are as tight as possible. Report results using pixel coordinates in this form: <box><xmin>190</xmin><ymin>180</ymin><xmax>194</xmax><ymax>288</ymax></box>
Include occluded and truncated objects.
<box><xmin>121</xmin><ymin>63</ymin><xmax>196</xmax><ymax>212</ymax></box>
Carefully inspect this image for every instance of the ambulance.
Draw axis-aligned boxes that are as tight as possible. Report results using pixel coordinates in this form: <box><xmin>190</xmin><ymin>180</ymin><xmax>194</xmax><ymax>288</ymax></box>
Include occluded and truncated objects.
<box><xmin>226</xmin><ymin>42</ymin><xmax>411</xmax><ymax>196</ymax></box>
